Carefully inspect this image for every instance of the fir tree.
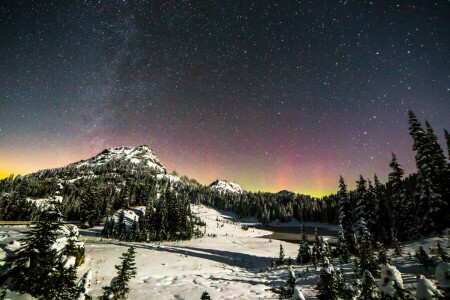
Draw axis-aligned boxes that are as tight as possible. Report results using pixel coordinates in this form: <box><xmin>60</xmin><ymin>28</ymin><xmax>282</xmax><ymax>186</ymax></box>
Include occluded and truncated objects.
<box><xmin>378</xmin><ymin>243</ymin><xmax>389</xmax><ymax>265</ymax></box>
<box><xmin>436</xmin><ymin>242</ymin><xmax>449</xmax><ymax>262</ymax></box>
<box><xmin>389</xmin><ymin>153</ymin><xmax>417</xmax><ymax>241</ymax></box>
<box><xmin>1</xmin><ymin>207</ymin><xmax>83</xmax><ymax>299</ymax></box>
<box><xmin>297</xmin><ymin>223</ymin><xmax>311</xmax><ymax>264</ymax></box>
<box><xmin>200</xmin><ymin>291</ymin><xmax>212</xmax><ymax>300</ymax></box>
<box><xmin>355</xmin><ymin>175</ymin><xmax>368</xmax><ymax>223</ymax></box>
<box><xmin>316</xmin><ymin>258</ymin><xmax>339</xmax><ymax>300</ymax></box>
<box><xmin>338</xmin><ymin>176</ymin><xmax>353</xmax><ymax>246</ymax></box>
<box><xmin>355</xmin><ymin>218</ymin><xmax>378</xmax><ymax>275</ymax></box>
<box><xmin>373</xmin><ymin>174</ymin><xmax>391</xmax><ymax>244</ymax></box>
<box><xmin>278</xmin><ymin>244</ymin><xmax>286</xmax><ymax>266</ymax></box>
<box><xmin>425</xmin><ymin>121</ymin><xmax>450</xmax><ymax>210</ymax></box>
<box><xmin>416</xmin><ymin>246</ymin><xmax>433</xmax><ymax>268</ymax></box>
<box><xmin>271</xmin><ymin>266</ymin><xmax>297</xmax><ymax>298</ymax></box>
<box><xmin>358</xmin><ymin>270</ymin><xmax>380</xmax><ymax>300</ymax></box>
<box><xmin>408</xmin><ymin>110</ymin><xmax>445</xmax><ymax>235</ymax></box>
<box><xmin>100</xmin><ymin>246</ymin><xmax>137</xmax><ymax>300</ymax></box>
<box><xmin>336</xmin><ymin>222</ymin><xmax>350</xmax><ymax>264</ymax></box>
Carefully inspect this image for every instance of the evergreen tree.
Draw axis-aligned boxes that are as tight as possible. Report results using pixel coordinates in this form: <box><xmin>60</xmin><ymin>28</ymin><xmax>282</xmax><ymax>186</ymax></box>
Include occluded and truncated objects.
<box><xmin>425</xmin><ymin>121</ymin><xmax>450</xmax><ymax>209</ymax></box>
<box><xmin>373</xmin><ymin>175</ymin><xmax>391</xmax><ymax>244</ymax></box>
<box><xmin>200</xmin><ymin>291</ymin><xmax>212</xmax><ymax>300</ymax></box>
<box><xmin>100</xmin><ymin>246</ymin><xmax>137</xmax><ymax>300</ymax></box>
<box><xmin>316</xmin><ymin>258</ymin><xmax>339</xmax><ymax>300</ymax></box>
<box><xmin>355</xmin><ymin>175</ymin><xmax>368</xmax><ymax>223</ymax></box>
<box><xmin>415</xmin><ymin>246</ymin><xmax>433</xmax><ymax>268</ymax></box>
<box><xmin>336</xmin><ymin>222</ymin><xmax>350</xmax><ymax>263</ymax></box>
<box><xmin>388</xmin><ymin>153</ymin><xmax>417</xmax><ymax>241</ymax></box>
<box><xmin>1</xmin><ymin>207</ymin><xmax>83</xmax><ymax>299</ymax></box>
<box><xmin>278</xmin><ymin>244</ymin><xmax>286</xmax><ymax>266</ymax></box>
<box><xmin>436</xmin><ymin>242</ymin><xmax>449</xmax><ymax>262</ymax></box>
<box><xmin>408</xmin><ymin>110</ymin><xmax>445</xmax><ymax>235</ymax></box>
<box><xmin>338</xmin><ymin>176</ymin><xmax>353</xmax><ymax>246</ymax></box>
<box><xmin>355</xmin><ymin>218</ymin><xmax>378</xmax><ymax>275</ymax></box>
<box><xmin>358</xmin><ymin>270</ymin><xmax>380</xmax><ymax>300</ymax></box>
<box><xmin>271</xmin><ymin>266</ymin><xmax>297</xmax><ymax>298</ymax></box>
<box><xmin>378</xmin><ymin>243</ymin><xmax>389</xmax><ymax>265</ymax></box>
<box><xmin>297</xmin><ymin>223</ymin><xmax>311</xmax><ymax>264</ymax></box>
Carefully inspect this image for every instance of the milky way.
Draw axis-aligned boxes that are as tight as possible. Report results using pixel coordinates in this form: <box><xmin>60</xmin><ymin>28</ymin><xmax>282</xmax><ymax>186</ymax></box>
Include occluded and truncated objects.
<box><xmin>1</xmin><ymin>1</ymin><xmax>449</xmax><ymax>196</ymax></box>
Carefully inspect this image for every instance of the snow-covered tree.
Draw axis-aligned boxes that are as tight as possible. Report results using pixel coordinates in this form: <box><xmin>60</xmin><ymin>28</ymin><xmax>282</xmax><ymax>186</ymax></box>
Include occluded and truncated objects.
<box><xmin>408</xmin><ymin>110</ymin><xmax>446</xmax><ymax>235</ymax></box>
<box><xmin>379</xmin><ymin>264</ymin><xmax>413</xmax><ymax>299</ymax></box>
<box><xmin>416</xmin><ymin>246</ymin><xmax>433</xmax><ymax>268</ymax></box>
<box><xmin>435</xmin><ymin>262</ymin><xmax>450</xmax><ymax>292</ymax></box>
<box><xmin>278</xmin><ymin>244</ymin><xmax>286</xmax><ymax>266</ymax></box>
<box><xmin>1</xmin><ymin>207</ymin><xmax>85</xmax><ymax>299</ymax></box>
<box><xmin>336</xmin><ymin>222</ymin><xmax>350</xmax><ymax>263</ymax></box>
<box><xmin>271</xmin><ymin>265</ymin><xmax>297</xmax><ymax>298</ymax></box>
<box><xmin>355</xmin><ymin>175</ymin><xmax>368</xmax><ymax>223</ymax></box>
<box><xmin>416</xmin><ymin>274</ymin><xmax>444</xmax><ymax>300</ymax></box>
<box><xmin>355</xmin><ymin>218</ymin><xmax>378</xmax><ymax>275</ymax></box>
<box><xmin>316</xmin><ymin>258</ymin><xmax>339</xmax><ymax>300</ymax></box>
<box><xmin>296</xmin><ymin>223</ymin><xmax>311</xmax><ymax>264</ymax></box>
<box><xmin>338</xmin><ymin>176</ymin><xmax>353</xmax><ymax>247</ymax></box>
<box><xmin>357</xmin><ymin>270</ymin><xmax>380</xmax><ymax>300</ymax></box>
<box><xmin>200</xmin><ymin>291</ymin><xmax>212</xmax><ymax>300</ymax></box>
<box><xmin>100</xmin><ymin>246</ymin><xmax>137</xmax><ymax>300</ymax></box>
<box><xmin>388</xmin><ymin>153</ymin><xmax>417</xmax><ymax>241</ymax></box>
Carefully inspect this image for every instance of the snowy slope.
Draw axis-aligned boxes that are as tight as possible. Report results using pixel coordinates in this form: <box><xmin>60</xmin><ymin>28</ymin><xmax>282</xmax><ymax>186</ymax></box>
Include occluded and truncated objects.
<box><xmin>209</xmin><ymin>179</ymin><xmax>245</xmax><ymax>195</ymax></box>
<box><xmin>73</xmin><ymin>145</ymin><xmax>166</xmax><ymax>174</ymax></box>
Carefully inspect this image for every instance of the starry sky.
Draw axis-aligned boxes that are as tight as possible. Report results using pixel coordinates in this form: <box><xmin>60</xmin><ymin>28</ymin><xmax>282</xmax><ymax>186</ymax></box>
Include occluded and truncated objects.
<box><xmin>0</xmin><ymin>1</ymin><xmax>449</xmax><ymax>197</ymax></box>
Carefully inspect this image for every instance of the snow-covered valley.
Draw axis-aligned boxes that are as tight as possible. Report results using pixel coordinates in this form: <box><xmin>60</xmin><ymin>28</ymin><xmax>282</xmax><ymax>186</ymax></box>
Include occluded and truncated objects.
<box><xmin>1</xmin><ymin>205</ymin><xmax>447</xmax><ymax>299</ymax></box>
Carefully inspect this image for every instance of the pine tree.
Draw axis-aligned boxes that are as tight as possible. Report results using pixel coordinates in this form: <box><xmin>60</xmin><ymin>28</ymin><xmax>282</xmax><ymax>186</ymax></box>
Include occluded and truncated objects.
<box><xmin>200</xmin><ymin>291</ymin><xmax>212</xmax><ymax>300</ymax></box>
<box><xmin>1</xmin><ymin>207</ymin><xmax>83</xmax><ymax>299</ymax></box>
<box><xmin>297</xmin><ymin>223</ymin><xmax>311</xmax><ymax>264</ymax></box>
<box><xmin>389</xmin><ymin>153</ymin><xmax>417</xmax><ymax>241</ymax></box>
<box><xmin>358</xmin><ymin>270</ymin><xmax>380</xmax><ymax>300</ymax></box>
<box><xmin>101</xmin><ymin>246</ymin><xmax>137</xmax><ymax>300</ymax></box>
<box><xmin>355</xmin><ymin>175</ymin><xmax>368</xmax><ymax>223</ymax></box>
<box><xmin>338</xmin><ymin>176</ymin><xmax>353</xmax><ymax>247</ymax></box>
<box><xmin>271</xmin><ymin>266</ymin><xmax>297</xmax><ymax>298</ymax></box>
<box><xmin>278</xmin><ymin>244</ymin><xmax>286</xmax><ymax>266</ymax></box>
<box><xmin>336</xmin><ymin>222</ymin><xmax>350</xmax><ymax>263</ymax></box>
<box><xmin>316</xmin><ymin>258</ymin><xmax>339</xmax><ymax>300</ymax></box>
<box><xmin>355</xmin><ymin>218</ymin><xmax>378</xmax><ymax>275</ymax></box>
<box><xmin>436</xmin><ymin>242</ymin><xmax>449</xmax><ymax>262</ymax></box>
<box><xmin>408</xmin><ymin>110</ymin><xmax>445</xmax><ymax>235</ymax></box>
<box><xmin>415</xmin><ymin>246</ymin><xmax>433</xmax><ymax>268</ymax></box>
<box><xmin>373</xmin><ymin>175</ymin><xmax>391</xmax><ymax>244</ymax></box>
<box><xmin>425</xmin><ymin>121</ymin><xmax>450</xmax><ymax>206</ymax></box>
<box><xmin>378</xmin><ymin>243</ymin><xmax>389</xmax><ymax>265</ymax></box>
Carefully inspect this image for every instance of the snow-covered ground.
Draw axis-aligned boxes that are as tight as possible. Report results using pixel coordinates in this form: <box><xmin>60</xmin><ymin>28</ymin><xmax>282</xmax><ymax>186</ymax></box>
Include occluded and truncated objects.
<box><xmin>0</xmin><ymin>205</ymin><xmax>448</xmax><ymax>299</ymax></box>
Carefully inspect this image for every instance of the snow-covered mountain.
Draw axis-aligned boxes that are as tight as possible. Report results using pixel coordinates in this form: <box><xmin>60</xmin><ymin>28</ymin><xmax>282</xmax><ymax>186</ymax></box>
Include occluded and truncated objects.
<box><xmin>72</xmin><ymin>145</ymin><xmax>167</xmax><ymax>174</ymax></box>
<box><xmin>209</xmin><ymin>179</ymin><xmax>245</xmax><ymax>195</ymax></box>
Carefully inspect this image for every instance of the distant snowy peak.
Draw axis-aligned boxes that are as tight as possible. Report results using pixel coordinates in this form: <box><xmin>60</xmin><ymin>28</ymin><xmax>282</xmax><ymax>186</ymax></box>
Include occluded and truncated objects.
<box><xmin>209</xmin><ymin>179</ymin><xmax>245</xmax><ymax>195</ymax></box>
<box><xmin>73</xmin><ymin>145</ymin><xmax>166</xmax><ymax>174</ymax></box>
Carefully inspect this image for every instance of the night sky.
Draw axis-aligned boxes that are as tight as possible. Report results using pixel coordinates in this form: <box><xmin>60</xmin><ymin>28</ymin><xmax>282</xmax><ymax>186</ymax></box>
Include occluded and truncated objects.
<box><xmin>1</xmin><ymin>1</ymin><xmax>449</xmax><ymax>196</ymax></box>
